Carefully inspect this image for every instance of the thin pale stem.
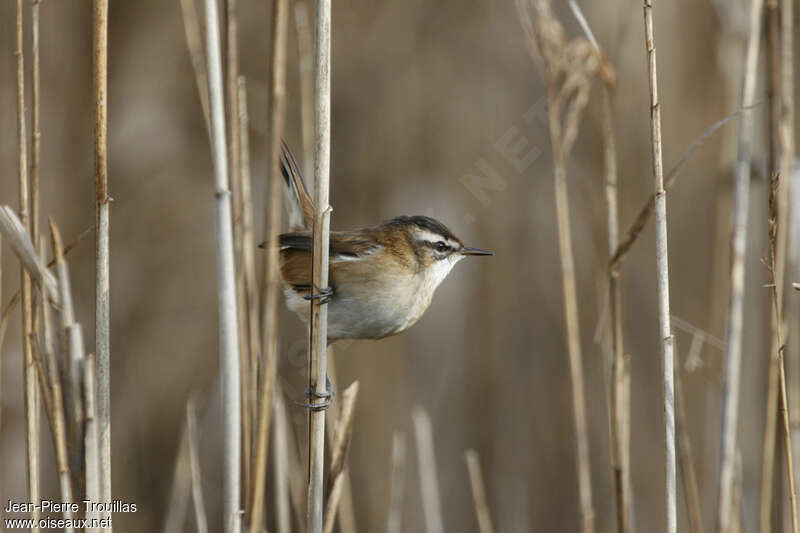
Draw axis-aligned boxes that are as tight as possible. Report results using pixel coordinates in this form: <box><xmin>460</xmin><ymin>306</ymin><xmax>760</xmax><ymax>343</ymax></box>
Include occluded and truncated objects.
<box><xmin>92</xmin><ymin>0</ymin><xmax>112</xmax><ymax>519</ymax></box>
<box><xmin>17</xmin><ymin>1</ymin><xmax>41</xmax><ymax>528</ymax></box>
<box><xmin>306</xmin><ymin>1</ymin><xmax>332</xmax><ymax>531</ymax></box>
<box><xmin>465</xmin><ymin>450</ymin><xmax>496</xmax><ymax>533</ymax></box>
<box><xmin>202</xmin><ymin>0</ymin><xmax>242</xmax><ymax>529</ymax></box>
<box><xmin>412</xmin><ymin>408</ymin><xmax>444</xmax><ymax>533</ymax></box>
<box><xmin>642</xmin><ymin>2</ymin><xmax>676</xmax><ymax>532</ymax></box>
<box><xmin>547</xmin><ymin>80</ymin><xmax>595</xmax><ymax>533</ymax></box>
<box><xmin>716</xmin><ymin>0</ymin><xmax>763</xmax><ymax>531</ymax></box>
<box><xmin>248</xmin><ymin>0</ymin><xmax>289</xmax><ymax>529</ymax></box>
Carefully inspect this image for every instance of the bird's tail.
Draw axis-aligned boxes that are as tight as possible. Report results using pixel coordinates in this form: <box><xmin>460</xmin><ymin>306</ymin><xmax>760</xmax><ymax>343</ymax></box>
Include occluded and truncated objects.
<box><xmin>280</xmin><ymin>140</ymin><xmax>315</xmax><ymax>231</ymax></box>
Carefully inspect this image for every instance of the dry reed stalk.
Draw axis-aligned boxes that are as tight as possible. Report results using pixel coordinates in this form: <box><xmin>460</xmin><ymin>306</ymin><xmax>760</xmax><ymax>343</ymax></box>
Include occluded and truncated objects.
<box><xmin>768</xmin><ymin>173</ymin><xmax>800</xmax><ymax>533</ymax></box>
<box><xmin>38</xmin><ymin>236</ymin><xmax>76</xmax><ymax>530</ymax></box>
<box><xmin>224</xmin><ymin>0</ymin><xmax>251</xmax><ymax>503</ymax></box>
<box><xmin>92</xmin><ymin>1</ymin><xmax>112</xmax><ymax>521</ymax></box>
<box><xmin>16</xmin><ymin>2</ymin><xmax>41</xmax><ymax>526</ymax></box>
<box><xmin>180</xmin><ymin>0</ymin><xmax>211</xmax><ymax>133</ymax></box>
<box><xmin>307</xmin><ymin>1</ymin><xmax>333</xmax><ymax>531</ymax></box>
<box><xmin>778</xmin><ymin>0</ymin><xmax>797</xmax><ymax>517</ymax></box>
<box><xmin>386</xmin><ymin>431</ymin><xmax>407</xmax><ymax>533</ymax></box>
<box><xmin>762</xmin><ymin>1</ymin><xmax>786</xmax><ymax>526</ymax></box>
<box><xmin>599</xmin><ymin>48</ymin><xmax>632</xmax><ymax>533</ymax></box>
<box><xmin>32</xmin><ymin>0</ymin><xmax>41</xmax><ymax>243</ymax></box>
<box><xmin>187</xmin><ymin>399</ymin><xmax>210</xmax><ymax>533</ymax></box>
<box><xmin>322</xmin><ymin>381</ymin><xmax>359</xmax><ymax>533</ymax></box>
<box><xmin>642</xmin><ymin>3</ymin><xmax>677</xmax><ymax>532</ymax></box>
<box><xmin>202</xmin><ymin>0</ymin><xmax>242</xmax><ymax>529</ymax></box>
<box><xmin>248</xmin><ymin>0</ymin><xmax>288</xmax><ymax>529</ymax></box>
<box><xmin>515</xmin><ymin>3</ymin><xmax>613</xmax><ymax>530</ymax></box>
<box><xmin>28</xmin><ymin>332</ymin><xmax>76</xmax><ymax>532</ymax></box>
<box><xmin>272</xmin><ymin>386</ymin><xmax>292</xmax><ymax>533</ymax></box>
<box><xmin>50</xmin><ymin>220</ymin><xmax>87</xmax><ymax>484</ymax></box>
<box><xmin>0</xmin><ymin>208</ymin><xmax>58</xmax><ymax>296</ymax></box>
<box><xmin>293</xmin><ymin>1</ymin><xmax>315</xmax><ymax>185</ymax></box>
<box><xmin>464</xmin><ymin>449</ymin><xmax>495</xmax><ymax>533</ymax></box>
<box><xmin>412</xmin><ymin>407</ymin><xmax>444</xmax><ymax>533</ymax></box>
<box><xmin>675</xmin><ymin>338</ymin><xmax>703</xmax><ymax>533</ymax></box>
<box><xmin>237</xmin><ymin>77</ymin><xmax>260</xmax><ymax>452</ymax></box>
<box><xmin>715</xmin><ymin>0</ymin><xmax>763</xmax><ymax>531</ymax></box>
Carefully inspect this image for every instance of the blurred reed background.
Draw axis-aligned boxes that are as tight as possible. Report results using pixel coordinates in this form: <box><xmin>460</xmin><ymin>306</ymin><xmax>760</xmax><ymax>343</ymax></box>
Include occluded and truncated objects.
<box><xmin>0</xmin><ymin>0</ymin><xmax>797</xmax><ymax>532</ymax></box>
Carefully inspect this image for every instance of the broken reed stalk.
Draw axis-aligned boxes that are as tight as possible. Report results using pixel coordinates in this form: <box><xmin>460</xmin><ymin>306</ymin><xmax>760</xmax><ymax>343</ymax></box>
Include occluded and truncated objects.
<box><xmin>322</xmin><ymin>381</ymin><xmax>359</xmax><ymax>533</ymax></box>
<box><xmin>248</xmin><ymin>0</ymin><xmax>288</xmax><ymax>529</ymax></box>
<box><xmin>307</xmin><ymin>0</ymin><xmax>333</xmax><ymax>531</ymax></box>
<box><xmin>202</xmin><ymin>0</ymin><xmax>242</xmax><ymax>529</ymax></box>
<box><xmin>187</xmin><ymin>399</ymin><xmax>210</xmax><ymax>533</ymax></box>
<box><xmin>92</xmin><ymin>0</ymin><xmax>112</xmax><ymax>516</ymax></box>
<box><xmin>272</xmin><ymin>387</ymin><xmax>292</xmax><ymax>533</ymax></box>
<box><xmin>294</xmin><ymin>1</ymin><xmax>315</xmax><ymax>184</ymax></box>
<box><xmin>412</xmin><ymin>408</ymin><xmax>444</xmax><ymax>533</ymax></box>
<box><xmin>642</xmin><ymin>2</ymin><xmax>676</xmax><ymax>532</ymax></box>
<box><xmin>16</xmin><ymin>1</ymin><xmax>41</xmax><ymax>527</ymax></box>
<box><xmin>386</xmin><ymin>431</ymin><xmax>407</xmax><ymax>533</ymax></box>
<box><xmin>224</xmin><ymin>0</ymin><xmax>251</xmax><ymax>502</ymax></box>
<box><xmin>464</xmin><ymin>449</ymin><xmax>496</xmax><ymax>533</ymax></box>
<box><xmin>768</xmin><ymin>173</ymin><xmax>799</xmax><ymax>533</ymax></box>
<box><xmin>716</xmin><ymin>0</ymin><xmax>763</xmax><ymax>531</ymax></box>
<box><xmin>180</xmin><ymin>0</ymin><xmax>211</xmax><ymax>134</ymax></box>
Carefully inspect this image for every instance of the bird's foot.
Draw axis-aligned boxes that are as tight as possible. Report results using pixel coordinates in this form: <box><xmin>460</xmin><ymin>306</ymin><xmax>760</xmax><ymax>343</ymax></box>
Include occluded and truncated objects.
<box><xmin>296</xmin><ymin>374</ymin><xmax>334</xmax><ymax>411</ymax></box>
<box><xmin>302</xmin><ymin>284</ymin><xmax>334</xmax><ymax>305</ymax></box>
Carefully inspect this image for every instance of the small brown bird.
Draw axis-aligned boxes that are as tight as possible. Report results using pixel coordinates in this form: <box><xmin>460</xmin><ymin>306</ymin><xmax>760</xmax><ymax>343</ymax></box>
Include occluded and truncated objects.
<box><xmin>274</xmin><ymin>142</ymin><xmax>493</xmax><ymax>342</ymax></box>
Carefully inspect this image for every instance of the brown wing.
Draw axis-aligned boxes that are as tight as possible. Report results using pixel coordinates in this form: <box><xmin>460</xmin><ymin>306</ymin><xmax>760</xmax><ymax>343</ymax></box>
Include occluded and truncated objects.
<box><xmin>279</xmin><ymin>231</ymin><xmax>381</xmax><ymax>288</ymax></box>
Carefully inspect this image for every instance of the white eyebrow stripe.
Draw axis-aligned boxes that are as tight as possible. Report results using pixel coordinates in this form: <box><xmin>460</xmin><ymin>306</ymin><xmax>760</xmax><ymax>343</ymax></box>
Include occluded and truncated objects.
<box><xmin>413</xmin><ymin>229</ymin><xmax>459</xmax><ymax>249</ymax></box>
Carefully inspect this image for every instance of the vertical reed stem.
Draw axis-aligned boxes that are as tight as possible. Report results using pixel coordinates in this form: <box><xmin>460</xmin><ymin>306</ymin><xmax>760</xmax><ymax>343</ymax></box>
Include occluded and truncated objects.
<box><xmin>547</xmin><ymin>79</ymin><xmax>595</xmax><ymax>533</ymax></box>
<box><xmin>603</xmin><ymin>83</ymin><xmax>632</xmax><ymax>533</ymax></box>
<box><xmin>307</xmin><ymin>1</ymin><xmax>332</xmax><ymax>531</ymax></box>
<box><xmin>92</xmin><ymin>0</ymin><xmax>112</xmax><ymax>522</ymax></box>
<box><xmin>716</xmin><ymin>1</ymin><xmax>763</xmax><ymax>531</ymax></box>
<box><xmin>202</xmin><ymin>0</ymin><xmax>242</xmax><ymax>529</ymax></box>
<box><xmin>642</xmin><ymin>3</ymin><xmax>676</xmax><ymax>532</ymax></box>
<box><xmin>17</xmin><ymin>1</ymin><xmax>41</xmax><ymax>528</ymax></box>
<box><xmin>31</xmin><ymin>0</ymin><xmax>41</xmax><ymax>243</ymax></box>
<box><xmin>769</xmin><ymin>173</ymin><xmax>799</xmax><ymax>533</ymax></box>
<box><xmin>248</xmin><ymin>0</ymin><xmax>288</xmax><ymax>528</ymax></box>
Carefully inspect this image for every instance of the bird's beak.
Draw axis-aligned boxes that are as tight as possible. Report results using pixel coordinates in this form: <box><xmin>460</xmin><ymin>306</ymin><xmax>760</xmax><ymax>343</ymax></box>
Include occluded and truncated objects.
<box><xmin>459</xmin><ymin>246</ymin><xmax>493</xmax><ymax>256</ymax></box>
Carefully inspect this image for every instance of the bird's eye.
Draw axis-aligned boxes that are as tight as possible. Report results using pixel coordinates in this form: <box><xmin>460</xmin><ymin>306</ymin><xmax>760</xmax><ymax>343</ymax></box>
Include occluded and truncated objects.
<box><xmin>435</xmin><ymin>241</ymin><xmax>448</xmax><ymax>253</ymax></box>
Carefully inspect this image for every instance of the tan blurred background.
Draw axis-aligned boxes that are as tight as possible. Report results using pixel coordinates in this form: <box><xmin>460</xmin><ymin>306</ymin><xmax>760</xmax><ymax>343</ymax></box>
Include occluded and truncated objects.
<box><xmin>0</xmin><ymin>0</ymin><xmax>792</xmax><ymax>531</ymax></box>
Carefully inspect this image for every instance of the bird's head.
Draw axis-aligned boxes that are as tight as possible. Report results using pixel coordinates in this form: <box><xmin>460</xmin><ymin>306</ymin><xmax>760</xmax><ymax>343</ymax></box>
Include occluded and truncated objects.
<box><xmin>388</xmin><ymin>216</ymin><xmax>493</xmax><ymax>286</ymax></box>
